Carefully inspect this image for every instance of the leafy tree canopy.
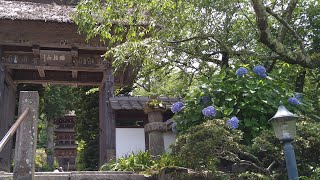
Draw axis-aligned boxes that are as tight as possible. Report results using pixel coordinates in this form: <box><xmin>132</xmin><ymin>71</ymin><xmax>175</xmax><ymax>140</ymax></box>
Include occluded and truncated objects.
<box><xmin>74</xmin><ymin>0</ymin><xmax>320</xmax><ymax>99</ymax></box>
<box><xmin>74</xmin><ymin>0</ymin><xmax>320</xmax><ymax>71</ymax></box>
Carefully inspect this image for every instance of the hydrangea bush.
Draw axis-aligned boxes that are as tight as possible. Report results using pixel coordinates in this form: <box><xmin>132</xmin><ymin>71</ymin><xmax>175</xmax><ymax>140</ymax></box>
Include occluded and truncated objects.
<box><xmin>171</xmin><ymin>65</ymin><xmax>313</xmax><ymax>141</ymax></box>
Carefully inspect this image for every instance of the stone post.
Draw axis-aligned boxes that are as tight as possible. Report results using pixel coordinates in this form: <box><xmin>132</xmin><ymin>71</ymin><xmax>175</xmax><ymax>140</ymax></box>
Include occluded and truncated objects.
<box><xmin>13</xmin><ymin>91</ymin><xmax>39</xmax><ymax>180</ymax></box>
<box><xmin>144</xmin><ymin>110</ymin><xmax>166</xmax><ymax>156</ymax></box>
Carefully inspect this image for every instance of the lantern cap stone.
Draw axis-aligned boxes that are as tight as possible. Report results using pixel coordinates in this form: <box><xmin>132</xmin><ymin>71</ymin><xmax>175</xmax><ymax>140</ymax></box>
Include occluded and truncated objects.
<box><xmin>269</xmin><ymin>103</ymin><xmax>299</xmax><ymax>121</ymax></box>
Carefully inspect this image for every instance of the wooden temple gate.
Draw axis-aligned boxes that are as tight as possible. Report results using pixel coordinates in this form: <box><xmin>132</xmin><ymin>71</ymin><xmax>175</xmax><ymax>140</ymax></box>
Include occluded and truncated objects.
<box><xmin>0</xmin><ymin>0</ymin><xmax>136</xmax><ymax>171</ymax></box>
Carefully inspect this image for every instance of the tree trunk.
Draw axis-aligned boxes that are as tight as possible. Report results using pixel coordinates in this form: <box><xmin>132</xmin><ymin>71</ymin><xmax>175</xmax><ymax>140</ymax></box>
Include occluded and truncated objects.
<box><xmin>46</xmin><ymin>118</ymin><xmax>55</xmax><ymax>170</ymax></box>
<box><xmin>295</xmin><ymin>69</ymin><xmax>306</xmax><ymax>93</ymax></box>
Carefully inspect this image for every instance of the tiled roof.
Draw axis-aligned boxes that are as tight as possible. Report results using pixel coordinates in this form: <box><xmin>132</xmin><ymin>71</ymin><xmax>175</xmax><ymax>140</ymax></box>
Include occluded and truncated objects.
<box><xmin>0</xmin><ymin>1</ymin><xmax>74</xmax><ymax>22</ymax></box>
<box><xmin>110</xmin><ymin>96</ymin><xmax>179</xmax><ymax>110</ymax></box>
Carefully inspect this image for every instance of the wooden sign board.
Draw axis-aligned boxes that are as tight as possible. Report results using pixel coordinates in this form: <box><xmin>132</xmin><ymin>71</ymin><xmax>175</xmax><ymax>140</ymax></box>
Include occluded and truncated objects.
<box><xmin>1</xmin><ymin>53</ymin><xmax>36</xmax><ymax>65</ymax></box>
<box><xmin>1</xmin><ymin>51</ymin><xmax>105</xmax><ymax>70</ymax></box>
<box><xmin>40</xmin><ymin>50</ymin><xmax>72</xmax><ymax>66</ymax></box>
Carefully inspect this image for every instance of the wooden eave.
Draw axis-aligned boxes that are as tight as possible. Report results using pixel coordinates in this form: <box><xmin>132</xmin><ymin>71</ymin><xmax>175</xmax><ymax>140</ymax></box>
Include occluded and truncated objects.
<box><xmin>110</xmin><ymin>96</ymin><xmax>179</xmax><ymax>110</ymax></box>
<box><xmin>0</xmin><ymin>19</ymin><xmax>136</xmax><ymax>86</ymax></box>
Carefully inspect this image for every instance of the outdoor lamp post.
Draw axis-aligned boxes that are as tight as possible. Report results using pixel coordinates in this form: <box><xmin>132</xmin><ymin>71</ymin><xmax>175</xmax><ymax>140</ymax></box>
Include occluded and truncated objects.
<box><xmin>269</xmin><ymin>103</ymin><xmax>299</xmax><ymax>180</ymax></box>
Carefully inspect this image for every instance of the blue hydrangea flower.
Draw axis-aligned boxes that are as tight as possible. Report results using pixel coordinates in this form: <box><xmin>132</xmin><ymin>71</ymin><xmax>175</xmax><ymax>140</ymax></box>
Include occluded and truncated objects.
<box><xmin>253</xmin><ymin>65</ymin><xmax>267</xmax><ymax>78</ymax></box>
<box><xmin>235</xmin><ymin>67</ymin><xmax>248</xmax><ymax>76</ymax></box>
<box><xmin>227</xmin><ymin>116</ymin><xmax>239</xmax><ymax>129</ymax></box>
<box><xmin>171</xmin><ymin>102</ymin><xmax>184</xmax><ymax>113</ymax></box>
<box><xmin>202</xmin><ymin>106</ymin><xmax>217</xmax><ymax>117</ymax></box>
<box><xmin>288</xmin><ymin>97</ymin><xmax>301</xmax><ymax>105</ymax></box>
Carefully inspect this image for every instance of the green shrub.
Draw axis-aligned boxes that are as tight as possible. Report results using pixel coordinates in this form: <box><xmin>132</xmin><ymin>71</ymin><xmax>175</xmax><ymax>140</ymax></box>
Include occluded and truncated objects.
<box><xmin>250</xmin><ymin>118</ymin><xmax>320</xmax><ymax>178</ymax></box>
<box><xmin>35</xmin><ymin>148</ymin><xmax>59</xmax><ymax>172</ymax></box>
<box><xmin>171</xmin><ymin>119</ymin><xmax>243</xmax><ymax>173</ymax></box>
<box><xmin>100</xmin><ymin>151</ymin><xmax>178</xmax><ymax>172</ymax></box>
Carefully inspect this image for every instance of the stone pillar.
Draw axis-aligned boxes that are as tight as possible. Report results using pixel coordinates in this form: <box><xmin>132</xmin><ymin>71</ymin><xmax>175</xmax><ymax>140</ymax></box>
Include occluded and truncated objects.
<box><xmin>99</xmin><ymin>65</ymin><xmax>115</xmax><ymax>167</ymax></box>
<box><xmin>0</xmin><ymin>63</ymin><xmax>17</xmax><ymax>172</ymax></box>
<box><xmin>145</xmin><ymin>110</ymin><xmax>166</xmax><ymax>156</ymax></box>
<box><xmin>13</xmin><ymin>91</ymin><xmax>39</xmax><ymax>180</ymax></box>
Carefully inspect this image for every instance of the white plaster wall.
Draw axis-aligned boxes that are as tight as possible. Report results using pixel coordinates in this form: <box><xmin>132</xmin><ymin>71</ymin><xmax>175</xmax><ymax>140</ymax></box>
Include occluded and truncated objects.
<box><xmin>164</xmin><ymin>132</ymin><xmax>176</xmax><ymax>153</ymax></box>
<box><xmin>116</xmin><ymin>128</ymin><xmax>145</xmax><ymax>158</ymax></box>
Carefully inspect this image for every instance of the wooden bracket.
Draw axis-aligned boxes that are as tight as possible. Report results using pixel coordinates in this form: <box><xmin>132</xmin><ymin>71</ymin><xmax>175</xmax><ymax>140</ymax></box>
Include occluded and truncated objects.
<box><xmin>72</xmin><ymin>70</ymin><xmax>78</xmax><ymax>79</ymax></box>
<box><xmin>38</xmin><ymin>69</ymin><xmax>45</xmax><ymax>78</ymax></box>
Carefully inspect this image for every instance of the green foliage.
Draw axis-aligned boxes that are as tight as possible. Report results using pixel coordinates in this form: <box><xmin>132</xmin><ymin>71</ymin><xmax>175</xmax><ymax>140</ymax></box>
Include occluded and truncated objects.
<box><xmin>40</xmin><ymin>85</ymin><xmax>74</xmax><ymax>119</ymax></box>
<box><xmin>73</xmin><ymin>87</ymin><xmax>99</xmax><ymax>170</ymax></box>
<box><xmin>250</xmin><ymin>118</ymin><xmax>320</xmax><ymax>178</ymax></box>
<box><xmin>171</xmin><ymin>120</ymin><xmax>243</xmax><ymax>173</ymax></box>
<box><xmin>35</xmin><ymin>148</ymin><xmax>59</xmax><ymax>172</ymax></box>
<box><xmin>237</xmin><ymin>172</ymin><xmax>270</xmax><ymax>180</ymax></box>
<box><xmin>144</xmin><ymin>98</ymin><xmax>166</xmax><ymax>113</ymax></box>
<box><xmin>173</xmin><ymin>66</ymin><xmax>314</xmax><ymax>142</ymax></box>
<box><xmin>100</xmin><ymin>151</ymin><xmax>179</xmax><ymax>173</ymax></box>
<box><xmin>101</xmin><ymin>151</ymin><xmax>155</xmax><ymax>172</ymax></box>
<box><xmin>37</xmin><ymin>114</ymin><xmax>48</xmax><ymax>148</ymax></box>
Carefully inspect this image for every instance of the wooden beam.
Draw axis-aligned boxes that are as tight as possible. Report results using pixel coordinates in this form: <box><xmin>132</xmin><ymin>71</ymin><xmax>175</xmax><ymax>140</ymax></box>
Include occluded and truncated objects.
<box><xmin>14</xmin><ymin>80</ymin><xmax>100</xmax><ymax>86</ymax></box>
<box><xmin>4</xmin><ymin>70</ymin><xmax>16</xmax><ymax>91</ymax></box>
<box><xmin>12</xmin><ymin>69</ymin><xmax>103</xmax><ymax>83</ymax></box>
<box><xmin>1</xmin><ymin>51</ymin><xmax>106</xmax><ymax>71</ymax></box>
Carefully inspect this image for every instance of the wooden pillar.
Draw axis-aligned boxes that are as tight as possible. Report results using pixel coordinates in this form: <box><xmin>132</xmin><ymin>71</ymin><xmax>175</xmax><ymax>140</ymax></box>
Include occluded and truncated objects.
<box><xmin>0</xmin><ymin>57</ymin><xmax>17</xmax><ymax>171</ymax></box>
<box><xmin>145</xmin><ymin>111</ymin><xmax>166</xmax><ymax>156</ymax></box>
<box><xmin>13</xmin><ymin>91</ymin><xmax>39</xmax><ymax>180</ymax></box>
<box><xmin>99</xmin><ymin>64</ymin><xmax>115</xmax><ymax>167</ymax></box>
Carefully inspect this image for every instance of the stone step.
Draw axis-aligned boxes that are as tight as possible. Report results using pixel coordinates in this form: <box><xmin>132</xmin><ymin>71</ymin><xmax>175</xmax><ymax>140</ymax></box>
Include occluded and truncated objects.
<box><xmin>0</xmin><ymin>171</ymin><xmax>146</xmax><ymax>180</ymax></box>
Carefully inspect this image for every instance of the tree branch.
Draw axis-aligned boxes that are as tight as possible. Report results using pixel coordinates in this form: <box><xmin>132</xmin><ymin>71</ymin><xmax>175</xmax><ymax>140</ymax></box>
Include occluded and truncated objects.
<box><xmin>251</xmin><ymin>0</ymin><xmax>320</xmax><ymax>68</ymax></box>
<box><xmin>237</xmin><ymin>160</ymin><xmax>269</xmax><ymax>174</ymax></box>
<box><xmin>276</xmin><ymin>0</ymin><xmax>298</xmax><ymax>42</ymax></box>
<box><xmin>266</xmin><ymin>7</ymin><xmax>306</xmax><ymax>55</ymax></box>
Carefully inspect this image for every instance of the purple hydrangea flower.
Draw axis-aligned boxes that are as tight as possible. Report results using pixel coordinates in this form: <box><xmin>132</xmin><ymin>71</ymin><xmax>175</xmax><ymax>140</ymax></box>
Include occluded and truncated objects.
<box><xmin>253</xmin><ymin>65</ymin><xmax>267</xmax><ymax>78</ymax></box>
<box><xmin>288</xmin><ymin>97</ymin><xmax>301</xmax><ymax>105</ymax></box>
<box><xmin>235</xmin><ymin>67</ymin><xmax>248</xmax><ymax>76</ymax></box>
<box><xmin>171</xmin><ymin>102</ymin><xmax>184</xmax><ymax>113</ymax></box>
<box><xmin>227</xmin><ymin>116</ymin><xmax>239</xmax><ymax>129</ymax></box>
<box><xmin>202</xmin><ymin>106</ymin><xmax>217</xmax><ymax>117</ymax></box>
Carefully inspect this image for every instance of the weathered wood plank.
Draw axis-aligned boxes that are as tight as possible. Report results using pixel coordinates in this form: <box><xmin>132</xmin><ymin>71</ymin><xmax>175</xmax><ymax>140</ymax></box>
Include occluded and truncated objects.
<box><xmin>0</xmin><ymin>62</ymin><xmax>17</xmax><ymax>172</ymax></box>
<box><xmin>13</xmin><ymin>70</ymin><xmax>103</xmax><ymax>85</ymax></box>
<box><xmin>99</xmin><ymin>65</ymin><xmax>116</xmax><ymax>167</ymax></box>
